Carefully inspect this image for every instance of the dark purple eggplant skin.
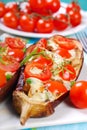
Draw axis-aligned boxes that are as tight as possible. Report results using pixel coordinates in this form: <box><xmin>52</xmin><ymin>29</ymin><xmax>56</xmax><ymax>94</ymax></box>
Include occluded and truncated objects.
<box><xmin>0</xmin><ymin>68</ymin><xmax>21</xmax><ymax>102</ymax></box>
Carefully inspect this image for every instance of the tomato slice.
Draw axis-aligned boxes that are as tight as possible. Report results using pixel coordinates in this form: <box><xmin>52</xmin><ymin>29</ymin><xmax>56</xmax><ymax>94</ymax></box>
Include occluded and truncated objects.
<box><xmin>59</xmin><ymin>64</ymin><xmax>76</xmax><ymax>81</ymax></box>
<box><xmin>0</xmin><ymin>69</ymin><xmax>7</xmax><ymax>87</ymax></box>
<box><xmin>8</xmin><ymin>48</ymin><xmax>24</xmax><ymax>62</ymax></box>
<box><xmin>24</xmin><ymin>62</ymin><xmax>52</xmax><ymax>81</ymax></box>
<box><xmin>33</xmin><ymin>55</ymin><xmax>53</xmax><ymax>66</ymax></box>
<box><xmin>5</xmin><ymin>37</ymin><xmax>26</xmax><ymax>49</ymax></box>
<box><xmin>0</xmin><ymin>56</ymin><xmax>20</xmax><ymax>72</ymax></box>
<box><xmin>36</xmin><ymin>38</ymin><xmax>47</xmax><ymax>49</ymax></box>
<box><xmin>55</xmin><ymin>48</ymin><xmax>71</xmax><ymax>58</ymax></box>
<box><xmin>45</xmin><ymin>80</ymin><xmax>67</xmax><ymax>94</ymax></box>
<box><xmin>53</xmin><ymin>36</ymin><xmax>75</xmax><ymax>50</ymax></box>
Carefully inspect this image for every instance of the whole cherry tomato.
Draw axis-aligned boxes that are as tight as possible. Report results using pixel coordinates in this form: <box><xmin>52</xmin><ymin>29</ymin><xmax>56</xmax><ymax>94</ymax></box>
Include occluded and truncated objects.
<box><xmin>54</xmin><ymin>13</ymin><xmax>69</xmax><ymax>31</ymax></box>
<box><xmin>66</xmin><ymin>1</ymin><xmax>80</xmax><ymax>13</ymax></box>
<box><xmin>3</xmin><ymin>12</ymin><xmax>18</xmax><ymax>29</ymax></box>
<box><xmin>20</xmin><ymin>2</ymin><xmax>32</xmax><ymax>14</ymax></box>
<box><xmin>45</xmin><ymin>0</ymin><xmax>60</xmax><ymax>13</ymax></box>
<box><xmin>5</xmin><ymin>2</ymin><xmax>18</xmax><ymax>13</ymax></box>
<box><xmin>36</xmin><ymin>18</ymin><xmax>54</xmax><ymax>33</ymax></box>
<box><xmin>29</xmin><ymin>0</ymin><xmax>47</xmax><ymax>15</ymax></box>
<box><xmin>68</xmin><ymin>10</ymin><xmax>82</xmax><ymax>27</ymax></box>
<box><xmin>0</xmin><ymin>2</ymin><xmax>6</xmax><ymax>18</ymax></box>
<box><xmin>19</xmin><ymin>14</ymin><xmax>35</xmax><ymax>32</ymax></box>
<box><xmin>70</xmin><ymin>81</ymin><xmax>87</xmax><ymax>108</ymax></box>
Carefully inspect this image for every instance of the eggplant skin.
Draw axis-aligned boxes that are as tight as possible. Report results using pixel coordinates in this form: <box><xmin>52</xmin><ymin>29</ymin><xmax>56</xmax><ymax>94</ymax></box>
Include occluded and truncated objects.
<box><xmin>0</xmin><ymin>68</ymin><xmax>21</xmax><ymax>102</ymax></box>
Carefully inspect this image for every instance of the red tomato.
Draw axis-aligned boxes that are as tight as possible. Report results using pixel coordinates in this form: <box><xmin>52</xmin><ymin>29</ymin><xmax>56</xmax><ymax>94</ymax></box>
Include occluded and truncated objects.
<box><xmin>29</xmin><ymin>0</ymin><xmax>48</xmax><ymax>15</ymax></box>
<box><xmin>66</xmin><ymin>1</ymin><xmax>80</xmax><ymax>13</ymax></box>
<box><xmin>59</xmin><ymin>64</ymin><xmax>76</xmax><ymax>81</ymax></box>
<box><xmin>33</xmin><ymin>55</ymin><xmax>53</xmax><ymax>66</ymax></box>
<box><xmin>20</xmin><ymin>2</ymin><xmax>32</xmax><ymax>14</ymax></box>
<box><xmin>36</xmin><ymin>18</ymin><xmax>54</xmax><ymax>33</ymax></box>
<box><xmin>8</xmin><ymin>48</ymin><xmax>24</xmax><ymax>62</ymax></box>
<box><xmin>5</xmin><ymin>2</ymin><xmax>18</xmax><ymax>13</ymax></box>
<box><xmin>0</xmin><ymin>69</ymin><xmax>7</xmax><ymax>87</ymax></box>
<box><xmin>55</xmin><ymin>48</ymin><xmax>71</xmax><ymax>58</ymax></box>
<box><xmin>68</xmin><ymin>10</ymin><xmax>82</xmax><ymax>27</ymax></box>
<box><xmin>5</xmin><ymin>37</ymin><xmax>26</xmax><ymax>49</ymax></box>
<box><xmin>0</xmin><ymin>56</ymin><xmax>20</xmax><ymax>72</ymax></box>
<box><xmin>3</xmin><ymin>12</ymin><xmax>18</xmax><ymax>29</ymax></box>
<box><xmin>45</xmin><ymin>80</ymin><xmax>67</xmax><ymax>94</ymax></box>
<box><xmin>19</xmin><ymin>14</ymin><xmax>35</xmax><ymax>32</ymax></box>
<box><xmin>53</xmin><ymin>36</ymin><xmax>75</xmax><ymax>50</ymax></box>
<box><xmin>45</xmin><ymin>0</ymin><xmax>60</xmax><ymax>13</ymax></box>
<box><xmin>70</xmin><ymin>81</ymin><xmax>87</xmax><ymax>108</ymax></box>
<box><xmin>24</xmin><ymin>62</ymin><xmax>52</xmax><ymax>81</ymax></box>
<box><xmin>36</xmin><ymin>38</ymin><xmax>47</xmax><ymax>48</ymax></box>
<box><xmin>0</xmin><ymin>2</ymin><xmax>6</xmax><ymax>18</ymax></box>
<box><xmin>54</xmin><ymin>14</ymin><xmax>69</xmax><ymax>31</ymax></box>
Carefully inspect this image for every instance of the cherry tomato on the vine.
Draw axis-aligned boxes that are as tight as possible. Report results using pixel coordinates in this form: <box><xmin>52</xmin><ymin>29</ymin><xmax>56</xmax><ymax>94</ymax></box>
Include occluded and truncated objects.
<box><xmin>19</xmin><ymin>14</ymin><xmax>36</xmax><ymax>32</ymax></box>
<box><xmin>0</xmin><ymin>2</ymin><xmax>6</xmax><ymax>18</ymax></box>
<box><xmin>54</xmin><ymin>13</ymin><xmax>69</xmax><ymax>31</ymax></box>
<box><xmin>36</xmin><ymin>18</ymin><xmax>54</xmax><ymax>33</ymax></box>
<box><xmin>70</xmin><ymin>81</ymin><xmax>87</xmax><ymax>108</ymax></box>
<box><xmin>5</xmin><ymin>2</ymin><xmax>18</xmax><ymax>13</ymax></box>
<box><xmin>3</xmin><ymin>11</ymin><xmax>18</xmax><ymax>29</ymax></box>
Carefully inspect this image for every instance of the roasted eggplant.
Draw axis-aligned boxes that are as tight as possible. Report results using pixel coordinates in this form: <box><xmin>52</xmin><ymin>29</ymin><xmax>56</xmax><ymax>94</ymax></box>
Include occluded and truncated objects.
<box><xmin>0</xmin><ymin>36</ymin><xmax>26</xmax><ymax>102</ymax></box>
<box><xmin>13</xmin><ymin>35</ymin><xmax>83</xmax><ymax>125</ymax></box>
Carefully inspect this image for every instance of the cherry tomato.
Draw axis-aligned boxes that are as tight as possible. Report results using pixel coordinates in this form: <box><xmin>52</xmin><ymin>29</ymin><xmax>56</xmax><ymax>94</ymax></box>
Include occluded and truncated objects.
<box><xmin>33</xmin><ymin>55</ymin><xmax>53</xmax><ymax>66</ymax></box>
<box><xmin>19</xmin><ymin>14</ymin><xmax>35</xmax><ymax>32</ymax></box>
<box><xmin>36</xmin><ymin>18</ymin><xmax>54</xmax><ymax>33</ymax></box>
<box><xmin>29</xmin><ymin>0</ymin><xmax>47</xmax><ymax>15</ymax></box>
<box><xmin>20</xmin><ymin>2</ymin><xmax>32</xmax><ymax>14</ymax></box>
<box><xmin>5</xmin><ymin>37</ymin><xmax>26</xmax><ymax>49</ymax></box>
<box><xmin>45</xmin><ymin>80</ymin><xmax>67</xmax><ymax>94</ymax></box>
<box><xmin>54</xmin><ymin>14</ymin><xmax>69</xmax><ymax>31</ymax></box>
<box><xmin>70</xmin><ymin>81</ymin><xmax>87</xmax><ymax>108</ymax></box>
<box><xmin>0</xmin><ymin>2</ymin><xmax>6</xmax><ymax>18</ymax></box>
<box><xmin>59</xmin><ymin>64</ymin><xmax>76</xmax><ymax>81</ymax></box>
<box><xmin>55</xmin><ymin>48</ymin><xmax>71</xmax><ymax>58</ymax></box>
<box><xmin>66</xmin><ymin>1</ymin><xmax>80</xmax><ymax>13</ymax></box>
<box><xmin>5</xmin><ymin>2</ymin><xmax>18</xmax><ymax>13</ymax></box>
<box><xmin>45</xmin><ymin>0</ymin><xmax>60</xmax><ymax>13</ymax></box>
<box><xmin>3</xmin><ymin>12</ymin><xmax>18</xmax><ymax>29</ymax></box>
<box><xmin>0</xmin><ymin>69</ymin><xmax>7</xmax><ymax>88</ymax></box>
<box><xmin>0</xmin><ymin>56</ymin><xmax>20</xmax><ymax>72</ymax></box>
<box><xmin>68</xmin><ymin>10</ymin><xmax>82</xmax><ymax>27</ymax></box>
<box><xmin>36</xmin><ymin>38</ymin><xmax>47</xmax><ymax>48</ymax></box>
<box><xmin>53</xmin><ymin>36</ymin><xmax>76</xmax><ymax>50</ymax></box>
<box><xmin>24</xmin><ymin>62</ymin><xmax>52</xmax><ymax>81</ymax></box>
<box><xmin>8</xmin><ymin>48</ymin><xmax>24</xmax><ymax>62</ymax></box>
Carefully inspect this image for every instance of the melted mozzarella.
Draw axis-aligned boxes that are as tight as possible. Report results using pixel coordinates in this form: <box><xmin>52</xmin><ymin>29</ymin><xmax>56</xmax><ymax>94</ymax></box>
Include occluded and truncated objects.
<box><xmin>47</xmin><ymin>40</ymin><xmax>59</xmax><ymax>50</ymax></box>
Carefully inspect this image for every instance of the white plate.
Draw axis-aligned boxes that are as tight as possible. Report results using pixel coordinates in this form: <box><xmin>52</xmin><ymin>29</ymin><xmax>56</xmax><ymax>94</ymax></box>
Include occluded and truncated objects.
<box><xmin>0</xmin><ymin>2</ymin><xmax>87</xmax><ymax>38</ymax></box>
<box><xmin>0</xmin><ymin>33</ymin><xmax>87</xmax><ymax>130</ymax></box>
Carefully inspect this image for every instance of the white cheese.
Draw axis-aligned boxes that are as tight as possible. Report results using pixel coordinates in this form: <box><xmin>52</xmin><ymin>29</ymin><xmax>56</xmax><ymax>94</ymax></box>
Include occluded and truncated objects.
<box><xmin>30</xmin><ymin>67</ymin><xmax>42</xmax><ymax>74</ymax></box>
<box><xmin>47</xmin><ymin>40</ymin><xmax>59</xmax><ymax>50</ymax></box>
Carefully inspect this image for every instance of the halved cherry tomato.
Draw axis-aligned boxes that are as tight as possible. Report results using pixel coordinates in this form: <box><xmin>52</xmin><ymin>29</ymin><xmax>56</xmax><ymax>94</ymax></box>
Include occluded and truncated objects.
<box><xmin>24</xmin><ymin>62</ymin><xmax>52</xmax><ymax>81</ymax></box>
<box><xmin>36</xmin><ymin>38</ymin><xmax>47</xmax><ymax>48</ymax></box>
<box><xmin>59</xmin><ymin>64</ymin><xmax>76</xmax><ymax>81</ymax></box>
<box><xmin>3</xmin><ymin>11</ymin><xmax>18</xmax><ymax>29</ymax></box>
<box><xmin>8</xmin><ymin>48</ymin><xmax>24</xmax><ymax>62</ymax></box>
<box><xmin>0</xmin><ymin>56</ymin><xmax>20</xmax><ymax>72</ymax></box>
<box><xmin>0</xmin><ymin>69</ymin><xmax>7</xmax><ymax>87</ymax></box>
<box><xmin>53</xmin><ymin>36</ymin><xmax>75</xmax><ymax>50</ymax></box>
<box><xmin>33</xmin><ymin>55</ymin><xmax>53</xmax><ymax>66</ymax></box>
<box><xmin>70</xmin><ymin>81</ymin><xmax>87</xmax><ymax>108</ymax></box>
<box><xmin>45</xmin><ymin>80</ymin><xmax>67</xmax><ymax>94</ymax></box>
<box><xmin>5</xmin><ymin>37</ymin><xmax>25</xmax><ymax>49</ymax></box>
<box><xmin>0</xmin><ymin>2</ymin><xmax>6</xmax><ymax>18</ymax></box>
<box><xmin>55</xmin><ymin>48</ymin><xmax>71</xmax><ymax>58</ymax></box>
